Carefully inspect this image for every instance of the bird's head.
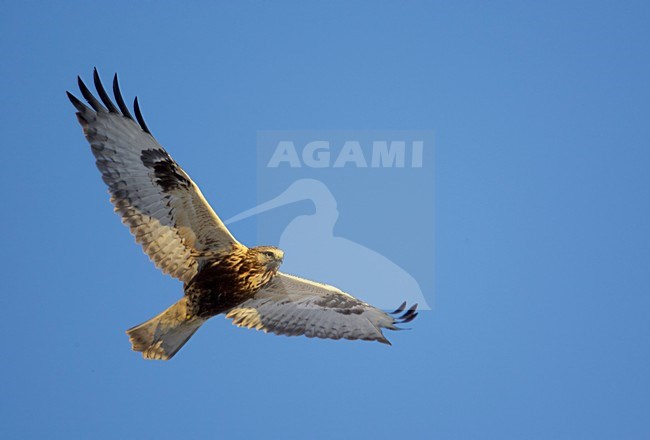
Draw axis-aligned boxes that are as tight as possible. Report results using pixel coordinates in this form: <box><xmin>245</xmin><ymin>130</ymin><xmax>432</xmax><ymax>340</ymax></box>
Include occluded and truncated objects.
<box><xmin>250</xmin><ymin>246</ymin><xmax>285</xmax><ymax>272</ymax></box>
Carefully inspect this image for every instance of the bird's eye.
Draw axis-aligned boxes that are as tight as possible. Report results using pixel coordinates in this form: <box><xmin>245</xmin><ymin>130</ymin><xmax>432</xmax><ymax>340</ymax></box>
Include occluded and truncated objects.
<box><xmin>264</xmin><ymin>251</ymin><xmax>274</xmax><ymax>258</ymax></box>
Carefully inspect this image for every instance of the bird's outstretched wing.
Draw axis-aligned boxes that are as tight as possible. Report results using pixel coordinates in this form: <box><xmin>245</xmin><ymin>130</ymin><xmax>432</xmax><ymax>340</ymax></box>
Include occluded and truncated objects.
<box><xmin>226</xmin><ymin>273</ymin><xmax>418</xmax><ymax>343</ymax></box>
<box><xmin>68</xmin><ymin>69</ymin><xmax>241</xmax><ymax>284</ymax></box>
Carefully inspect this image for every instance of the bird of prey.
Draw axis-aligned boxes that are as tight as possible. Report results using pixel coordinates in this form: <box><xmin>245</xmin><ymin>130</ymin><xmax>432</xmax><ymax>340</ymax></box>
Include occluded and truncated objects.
<box><xmin>67</xmin><ymin>69</ymin><xmax>418</xmax><ymax>360</ymax></box>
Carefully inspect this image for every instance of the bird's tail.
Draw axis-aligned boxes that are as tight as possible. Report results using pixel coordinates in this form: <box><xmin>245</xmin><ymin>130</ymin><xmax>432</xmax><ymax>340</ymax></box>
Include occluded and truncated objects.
<box><xmin>126</xmin><ymin>298</ymin><xmax>206</xmax><ymax>360</ymax></box>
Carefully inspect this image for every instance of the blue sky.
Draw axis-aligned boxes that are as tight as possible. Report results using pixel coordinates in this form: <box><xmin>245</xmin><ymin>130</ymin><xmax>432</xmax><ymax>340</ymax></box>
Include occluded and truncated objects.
<box><xmin>2</xmin><ymin>1</ymin><xmax>650</xmax><ymax>438</ymax></box>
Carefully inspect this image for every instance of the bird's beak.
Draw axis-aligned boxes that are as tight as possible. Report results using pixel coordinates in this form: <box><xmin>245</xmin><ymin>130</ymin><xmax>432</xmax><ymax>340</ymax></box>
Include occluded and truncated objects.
<box><xmin>271</xmin><ymin>260</ymin><xmax>283</xmax><ymax>272</ymax></box>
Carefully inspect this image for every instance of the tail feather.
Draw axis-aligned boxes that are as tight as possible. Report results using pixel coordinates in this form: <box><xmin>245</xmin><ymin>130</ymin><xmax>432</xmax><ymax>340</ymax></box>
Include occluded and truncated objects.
<box><xmin>126</xmin><ymin>298</ymin><xmax>205</xmax><ymax>360</ymax></box>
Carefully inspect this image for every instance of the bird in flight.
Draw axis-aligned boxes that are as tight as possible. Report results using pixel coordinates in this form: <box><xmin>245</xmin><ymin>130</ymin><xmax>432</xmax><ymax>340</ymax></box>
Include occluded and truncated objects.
<box><xmin>67</xmin><ymin>69</ymin><xmax>418</xmax><ymax>360</ymax></box>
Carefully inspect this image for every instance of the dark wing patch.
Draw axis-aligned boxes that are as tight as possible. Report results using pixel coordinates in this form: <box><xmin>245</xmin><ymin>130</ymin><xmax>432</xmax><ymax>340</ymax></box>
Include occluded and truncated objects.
<box><xmin>141</xmin><ymin>148</ymin><xmax>192</xmax><ymax>192</ymax></box>
<box><xmin>314</xmin><ymin>293</ymin><xmax>365</xmax><ymax>315</ymax></box>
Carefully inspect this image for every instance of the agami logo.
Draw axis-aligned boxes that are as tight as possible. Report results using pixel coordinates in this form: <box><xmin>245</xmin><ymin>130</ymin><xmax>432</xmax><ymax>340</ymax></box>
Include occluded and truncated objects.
<box><xmin>228</xmin><ymin>131</ymin><xmax>434</xmax><ymax>310</ymax></box>
<box><xmin>267</xmin><ymin>140</ymin><xmax>424</xmax><ymax>168</ymax></box>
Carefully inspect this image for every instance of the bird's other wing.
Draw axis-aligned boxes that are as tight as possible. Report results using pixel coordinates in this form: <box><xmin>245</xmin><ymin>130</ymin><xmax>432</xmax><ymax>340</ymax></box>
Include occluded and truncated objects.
<box><xmin>68</xmin><ymin>69</ymin><xmax>242</xmax><ymax>284</ymax></box>
<box><xmin>226</xmin><ymin>272</ymin><xmax>418</xmax><ymax>344</ymax></box>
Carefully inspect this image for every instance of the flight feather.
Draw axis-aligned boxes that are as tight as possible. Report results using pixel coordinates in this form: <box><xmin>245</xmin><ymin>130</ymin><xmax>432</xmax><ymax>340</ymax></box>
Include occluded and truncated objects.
<box><xmin>68</xmin><ymin>69</ymin><xmax>240</xmax><ymax>284</ymax></box>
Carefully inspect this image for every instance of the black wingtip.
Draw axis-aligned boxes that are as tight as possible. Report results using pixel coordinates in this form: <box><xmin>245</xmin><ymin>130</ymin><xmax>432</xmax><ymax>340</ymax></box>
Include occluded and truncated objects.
<box><xmin>66</xmin><ymin>91</ymin><xmax>90</xmax><ymax>121</ymax></box>
<box><xmin>112</xmin><ymin>73</ymin><xmax>134</xmax><ymax>120</ymax></box>
<box><xmin>77</xmin><ymin>75</ymin><xmax>106</xmax><ymax>112</ymax></box>
<box><xmin>401</xmin><ymin>311</ymin><xmax>418</xmax><ymax>324</ymax></box>
<box><xmin>391</xmin><ymin>301</ymin><xmax>407</xmax><ymax>315</ymax></box>
<box><xmin>93</xmin><ymin>68</ymin><xmax>118</xmax><ymax>113</ymax></box>
<box><xmin>395</xmin><ymin>303</ymin><xmax>419</xmax><ymax>324</ymax></box>
<box><xmin>133</xmin><ymin>96</ymin><xmax>151</xmax><ymax>135</ymax></box>
<box><xmin>66</xmin><ymin>90</ymin><xmax>82</xmax><ymax>107</ymax></box>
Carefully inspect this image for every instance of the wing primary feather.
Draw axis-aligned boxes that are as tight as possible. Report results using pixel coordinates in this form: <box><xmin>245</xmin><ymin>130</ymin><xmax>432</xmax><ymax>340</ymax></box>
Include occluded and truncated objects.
<box><xmin>66</xmin><ymin>91</ymin><xmax>89</xmax><ymax>113</ymax></box>
<box><xmin>93</xmin><ymin>68</ymin><xmax>118</xmax><ymax>113</ymax></box>
<box><xmin>396</xmin><ymin>303</ymin><xmax>418</xmax><ymax>323</ymax></box>
<box><xmin>404</xmin><ymin>312</ymin><xmax>419</xmax><ymax>323</ymax></box>
<box><xmin>390</xmin><ymin>301</ymin><xmax>407</xmax><ymax>315</ymax></box>
<box><xmin>112</xmin><ymin>73</ymin><xmax>134</xmax><ymax>120</ymax></box>
<box><xmin>398</xmin><ymin>312</ymin><xmax>418</xmax><ymax>324</ymax></box>
<box><xmin>77</xmin><ymin>76</ymin><xmax>106</xmax><ymax>112</ymax></box>
<box><xmin>133</xmin><ymin>96</ymin><xmax>152</xmax><ymax>134</ymax></box>
<box><xmin>70</xmin><ymin>70</ymin><xmax>239</xmax><ymax>285</ymax></box>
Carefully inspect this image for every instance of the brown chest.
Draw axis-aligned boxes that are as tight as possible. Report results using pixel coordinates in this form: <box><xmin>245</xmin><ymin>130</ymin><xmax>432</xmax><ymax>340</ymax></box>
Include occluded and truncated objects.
<box><xmin>184</xmin><ymin>257</ymin><xmax>274</xmax><ymax>318</ymax></box>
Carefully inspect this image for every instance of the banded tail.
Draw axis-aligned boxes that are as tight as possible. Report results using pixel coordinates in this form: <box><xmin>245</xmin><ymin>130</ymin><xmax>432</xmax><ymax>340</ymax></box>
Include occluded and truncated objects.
<box><xmin>126</xmin><ymin>298</ymin><xmax>206</xmax><ymax>360</ymax></box>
